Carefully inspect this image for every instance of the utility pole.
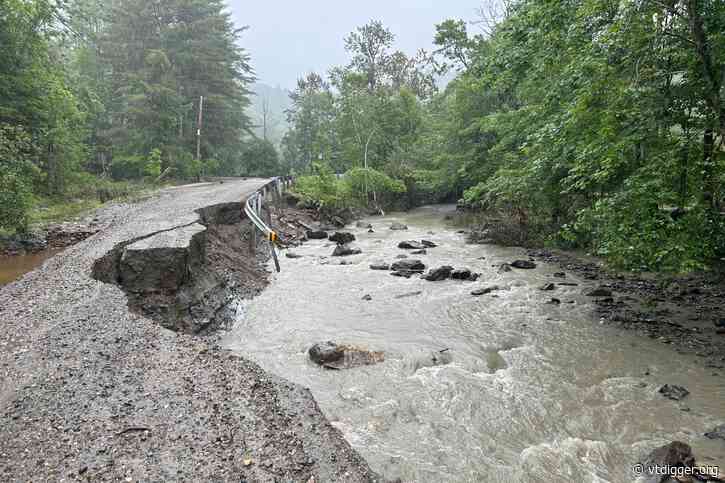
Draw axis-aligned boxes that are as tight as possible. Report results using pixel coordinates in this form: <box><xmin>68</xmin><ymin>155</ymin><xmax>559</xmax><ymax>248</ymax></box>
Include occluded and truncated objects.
<box><xmin>196</xmin><ymin>95</ymin><xmax>204</xmax><ymax>161</ymax></box>
<box><xmin>261</xmin><ymin>96</ymin><xmax>270</xmax><ymax>142</ymax></box>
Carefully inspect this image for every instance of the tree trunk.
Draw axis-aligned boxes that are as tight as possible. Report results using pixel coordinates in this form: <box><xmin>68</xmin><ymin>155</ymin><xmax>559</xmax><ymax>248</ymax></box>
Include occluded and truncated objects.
<box><xmin>686</xmin><ymin>0</ymin><xmax>724</xmax><ymax>210</ymax></box>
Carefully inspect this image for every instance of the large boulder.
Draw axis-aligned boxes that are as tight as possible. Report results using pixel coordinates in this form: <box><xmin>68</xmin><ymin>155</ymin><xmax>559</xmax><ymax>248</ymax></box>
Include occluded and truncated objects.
<box><xmin>309</xmin><ymin>341</ymin><xmax>344</xmax><ymax>365</ymax></box>
<box><xmin>398</xmin><ymin>240</ymin><xmax>425</xmax><ymax>250</ymax></box>
<box><xmin>451</xmin><ymin>268</ymin><xmax>478</xmax><ymax>281</ymax></box>
<box><xmin>332</xmin><ymin>245</ymin><xmax>362</xmax><ymax>257</ymax></box>
<box><xmin>425</xmin><ymin>266</ymin><xmax>454</xmax><ymax>282</ymax></box>
<box><xmin>391</xmin><ymin>259</ymin><xmax>426</xmax><ymax>272</ymax></box>
<box><xmin>658</xmin><ymin>384</ymin><xmax>689</xmax><ymax>401</ymax></box>
<box><xmin>309</xmin><ymin>341</ymin><xmax>384</xmax><ymax>369</ymax></box>
<box><xmin>390</xmin><ymin>222</ymin><xmax>408</xmax><ymax>231</ymax></box>
<box><xmin>329</xmin><ymin>232</ymin><xmax>356</xmax><ymax>245</ymax></box>
<box><xmin>511</xmin><ymin>260</ymin><xmax>537</xmax><ymax>269</ymax></box>
<box><xmin>641</xmin><ymin>441</ymin><xmax>695</xmax><ymax>480</ymax></box>
<box><xmin>306</xmin><ymin>230</ymin><xmax>328</xmax><ymax>240</ymax></box>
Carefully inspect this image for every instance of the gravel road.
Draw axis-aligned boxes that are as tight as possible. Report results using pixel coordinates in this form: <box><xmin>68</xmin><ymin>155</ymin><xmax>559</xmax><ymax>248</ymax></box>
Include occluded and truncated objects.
<box><xmin>0</xmin><ymin>180</ymin><xmax>380</xmax><ymax>482</ymax></box>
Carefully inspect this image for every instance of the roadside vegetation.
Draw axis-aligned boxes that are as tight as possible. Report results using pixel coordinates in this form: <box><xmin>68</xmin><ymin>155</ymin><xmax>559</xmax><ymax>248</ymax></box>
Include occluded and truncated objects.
<box><xmin>283</xmin><ymin>4</ymin><xmax>725</xmax><ymax>273</ymax></box>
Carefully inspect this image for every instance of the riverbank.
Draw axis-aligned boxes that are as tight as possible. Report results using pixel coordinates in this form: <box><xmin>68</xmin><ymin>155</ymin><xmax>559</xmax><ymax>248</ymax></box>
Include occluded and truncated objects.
<box><xmin>0</xmin><ymin>180</ymin><xmax>381</xmax><ymax>482</ymax></box>
<box><xmin>455</xmin><ymin>211</ymin><xmax>725</xmax><ymax>373</ymax></box>
<box><xmin>524</xmin><ymin>248</ymin><xmax>725</xmax><ymax>374</ymax></box>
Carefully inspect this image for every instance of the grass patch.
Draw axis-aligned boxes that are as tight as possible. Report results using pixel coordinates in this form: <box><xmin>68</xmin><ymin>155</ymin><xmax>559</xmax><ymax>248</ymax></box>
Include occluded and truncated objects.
<box><xmin>29</xmin><ymin>197</ymin><xmax>102</xmax><ymax>225</ymax></box>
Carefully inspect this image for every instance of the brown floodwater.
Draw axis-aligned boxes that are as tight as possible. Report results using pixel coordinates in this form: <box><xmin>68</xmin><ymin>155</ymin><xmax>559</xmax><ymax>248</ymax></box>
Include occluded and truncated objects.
<box><xmin>0</xmin><ymin>249</ymin><xmax>63</xmax><ymax>287</ymax></box>
<box><xmin>225</xmin><ymin>205</ymin><xmax>725</xmax><ymax>483</ymax></box>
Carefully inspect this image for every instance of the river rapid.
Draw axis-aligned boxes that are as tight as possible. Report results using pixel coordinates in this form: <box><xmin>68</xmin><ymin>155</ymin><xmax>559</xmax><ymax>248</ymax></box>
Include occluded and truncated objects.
<box><xmin>224</xmin><ymin>205</ymin><xmax>725</xmax><ymax>482</ymax></box>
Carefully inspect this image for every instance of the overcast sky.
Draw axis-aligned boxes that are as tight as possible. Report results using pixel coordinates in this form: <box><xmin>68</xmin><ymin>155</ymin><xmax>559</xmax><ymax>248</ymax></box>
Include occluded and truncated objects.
<box><xmin>228</xmin><ymin>0</ymin><xmax>484</xmax><ymax>89</ymax></box>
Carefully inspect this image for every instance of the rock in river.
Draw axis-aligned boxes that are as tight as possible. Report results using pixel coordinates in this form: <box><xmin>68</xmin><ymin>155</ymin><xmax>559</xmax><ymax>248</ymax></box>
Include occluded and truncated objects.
<box><xmin>658</xmin><ymin>384</ymin><xmax>690</xmax><ymax>401</ymax></box>
<box><xmin>306</xmin><ymin>230</ymin><xmax>328</xmax><ymax>240</ymax></box>
<box><xmin>309</xmin><ymin>341</ymin><xmax>344</xmax><ymax>365</ymax></box>
<box><xmin>585</xmin><ymin>287</ymin><xmax>613</xmax><ymax>297</ymax></box>
<box><xmin>369</xmin><ymin>263</ymin><xmax>390</xmax><ymax>271</ymax></box>
<box><xmin>390</xmin><ymin>222</ymin><xmax>408</xmax><ymax>230</ymax></box>
<box><xmin>411</xmin><ymin>249</ymin><xmax>427</xmax><ymax>255</ymax></box>
<box><xmin>356</xmin><ymin>221</ymin><xmax>373</xmax><ymax>229</ymax></box>
<box><xmin>332</xmin><ymin>245</ymin><xmax>362</xmax><ymax>257</ymax></box>
<box><xmin>705</xmin><ymin>424</ymin><xmax>725</xmax><ymax>441</ymax></box>
<box><xmin>471</xmin><ymin>285</ymin><xmax>500</xmax><ymax>296</ymax></box>
<box><xmin>421</xmin><ymin>240</ymin><xmax>437</xmax><ymax>248</ymax></box>
<box><xmin>540</xmin><ymin>283</ymin><xmax>556</xmax><ymax>291</ymax></box>
<box><xmin>329</xmin><ymin>232</ymin><xmax>356</xmax><ymax>245</ymax></box>
<box><xmin>309</xmin><ymin>341</ymin><xmax>384</xmax><ymax>369</ymax></box>
<box><xmin>498</xmin><ymin>263</ymin><xmax>512</xmax><ymax>273</ymax></box>
<box><xmin>425</xmin><ymin>266</ymin><xmax>454</xmax><ymax>281</ymax></box>
<box><xmin>511</xmin><ymin>260</ymin><xmax>537</xmax><ymax>269</ymax></box>
<box><xmin>641</xmin><ymin>441</ymin><xmax>695</xmax><ymax>478</ymax></box>
<box><xmin>391</xmin><ymin>259</ymin><xmax>426</xmax><ymax>272</ymax></box>
<box><xmin>451</xmin><ymin>268</ymin><xmax>479</xmax><ymax>281</ymax></box>
<box><xmin>398</xmin><ymin>240</ymin><xmax>425</xmax><ymax>250</ymax></box>
<box><xmin>285</xmin><ymin>252</ymin><xmax>303</xmax><ymax>259</ymax></box>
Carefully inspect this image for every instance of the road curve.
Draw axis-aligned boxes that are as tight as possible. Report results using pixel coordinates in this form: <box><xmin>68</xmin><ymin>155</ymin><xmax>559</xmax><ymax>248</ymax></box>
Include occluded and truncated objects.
<box><xmin>0</xmin><ymin>179</ymin><xmax>380</xmax><ymax>482</ymax></box>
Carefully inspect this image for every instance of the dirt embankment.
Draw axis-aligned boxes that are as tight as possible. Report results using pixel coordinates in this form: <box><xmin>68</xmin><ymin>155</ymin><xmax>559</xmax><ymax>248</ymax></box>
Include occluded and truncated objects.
<box><xmin>0</xmin><ymin>181</ymin><xmax>382</xmax><ymax>482</ymax></box>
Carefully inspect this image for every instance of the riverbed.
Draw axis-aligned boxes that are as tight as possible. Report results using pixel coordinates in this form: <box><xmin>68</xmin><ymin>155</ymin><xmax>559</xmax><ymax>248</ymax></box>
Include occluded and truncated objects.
<box><xmin>225</xmin><ymin>205</ymin><xmax>725</xmax><ymax>482</ymax></box>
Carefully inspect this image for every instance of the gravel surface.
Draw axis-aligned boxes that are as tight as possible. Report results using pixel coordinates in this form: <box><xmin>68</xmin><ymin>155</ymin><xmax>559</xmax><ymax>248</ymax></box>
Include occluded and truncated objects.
<box><xmin>0</xmin><ymin>180</ymin><xmax>380</xmax><ymax>482</ymax></box>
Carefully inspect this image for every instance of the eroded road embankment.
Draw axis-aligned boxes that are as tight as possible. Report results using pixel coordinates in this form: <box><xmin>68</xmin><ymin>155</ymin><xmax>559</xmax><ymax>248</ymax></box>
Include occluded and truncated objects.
<box><xmin>0</xmin><ymin>180</ymin><xmax>380</xmax><ymax>482</ymax></box>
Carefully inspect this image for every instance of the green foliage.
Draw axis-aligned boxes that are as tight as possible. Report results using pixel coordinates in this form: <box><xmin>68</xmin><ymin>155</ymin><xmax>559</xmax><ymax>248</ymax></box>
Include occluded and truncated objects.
<box><xmin>294</xmin><ymin>163</ymin><xmax>344</xmax><ymax>207</ymax></box>
<box><xmin>342</xmin><ymin>167</ymin><xmax>406</xmax><ymax>203</ymax></box>
<box><xmin>242</xmin><ymin>138</ymin><xmax>280</xmax><ymax>177</ymax></box>
<box><xmin>144</xmin><ymin>149</ymin><xmax>163</xmax><ymax>179</ymax></box>
<box><xmin>294</xmin><ymin>164</ymin><xmax>406</xmax><ymax>209</ymax></box>
<box><xmin>0</xmin><ymin>124</ymin><xmax>37</xmax><ymax>233</ymax></box>
<box><xmin>428</xmin><ymin>0</ymin><xmax>725</xmax><ymax>272</ymax></box>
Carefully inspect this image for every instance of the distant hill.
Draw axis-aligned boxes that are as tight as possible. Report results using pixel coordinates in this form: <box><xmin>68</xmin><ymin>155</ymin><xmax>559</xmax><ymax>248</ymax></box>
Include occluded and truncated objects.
<box><xmin>247</xmin><ymin>83</ymin><xmax>291</xmax><ymax>147</ymax></box>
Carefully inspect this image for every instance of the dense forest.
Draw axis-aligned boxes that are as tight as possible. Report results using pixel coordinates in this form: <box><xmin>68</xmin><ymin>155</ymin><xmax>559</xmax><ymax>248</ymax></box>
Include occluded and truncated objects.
<box><xmin>285</xmin><ymin>2</ymin><xmax>725</xmax><ymax>272</ymax></box>
<box><xmin>2</xmin><ymin>0</ymin><xmax>724</xmax><ymax>272</ymax></box>
<box><xmin>0</xmin><ymin>0</ymin><xmax>279</xmax><ymax>233</ymax></box>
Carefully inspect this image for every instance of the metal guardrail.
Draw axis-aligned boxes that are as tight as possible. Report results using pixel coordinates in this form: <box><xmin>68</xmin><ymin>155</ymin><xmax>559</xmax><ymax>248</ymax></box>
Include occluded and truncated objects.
<box><xmin>244</xmin><ymin>178</ymin><xmax>284</xmax><ymax>272</ymax></box>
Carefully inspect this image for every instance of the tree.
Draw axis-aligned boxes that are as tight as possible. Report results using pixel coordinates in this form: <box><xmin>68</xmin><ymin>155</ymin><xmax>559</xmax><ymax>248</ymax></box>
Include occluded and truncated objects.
<box><xmin>282</xmin><ymin>73</ymin><xmax>337</xmax><ymax>173</ymax></box>
<box><xmin>100</xmin><ymin>0</ymin><xmax>254</xmax><ymax>178</ymax></box>
<box><xmin>242</xmin><ymin>138</ymin><xmax>280</xmax><ymax>177</ymax></box>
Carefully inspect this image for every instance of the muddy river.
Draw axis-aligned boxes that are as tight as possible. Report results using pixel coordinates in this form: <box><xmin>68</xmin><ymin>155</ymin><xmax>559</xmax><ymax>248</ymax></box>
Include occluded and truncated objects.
<box><xmin>225</xmin><ymin>205</ymin><xmax>725</xmax><ymax>482</ymax></box>
<box><xmin>0</xmin><ymin>249</ymin><xmax>62</xmax><ymax>287</ymax></box>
